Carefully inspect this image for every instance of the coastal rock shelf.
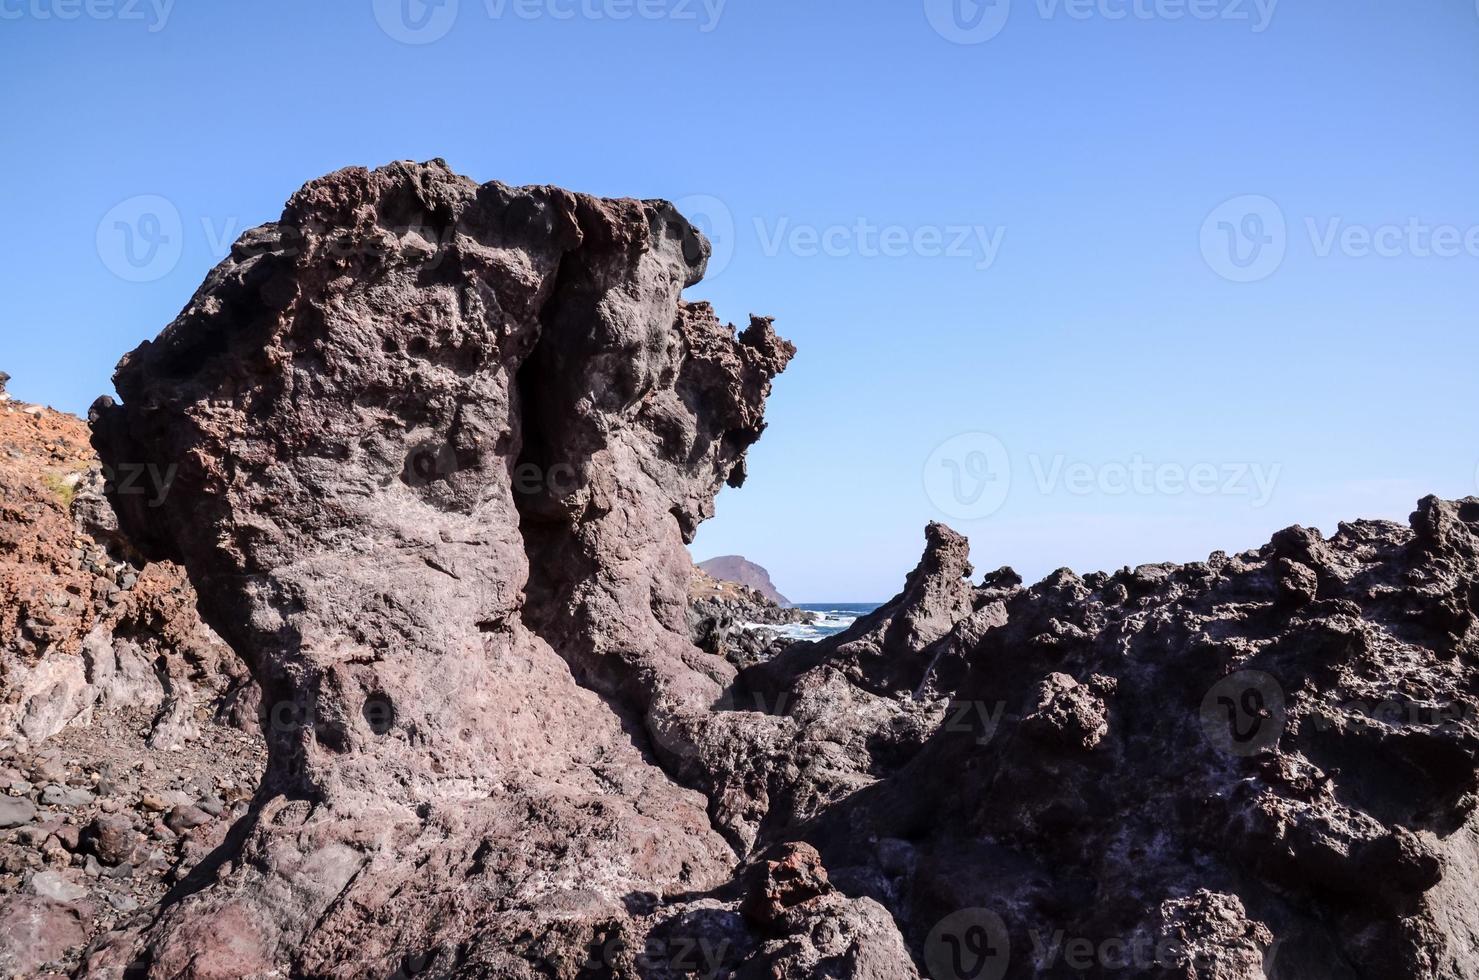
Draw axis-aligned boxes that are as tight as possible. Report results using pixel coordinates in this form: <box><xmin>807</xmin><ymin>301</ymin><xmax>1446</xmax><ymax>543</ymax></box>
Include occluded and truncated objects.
<box><xmin>2</xmin><ymin>160</ymin><xmax>1475</xmax><ymax>977</ymax></box>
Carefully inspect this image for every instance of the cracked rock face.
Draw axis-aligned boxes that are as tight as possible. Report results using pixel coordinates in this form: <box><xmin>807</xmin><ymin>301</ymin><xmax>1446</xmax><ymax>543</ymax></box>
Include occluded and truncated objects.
<box><xmin>86</xmin><ymin>160</ymin><xmax>1479</xmax><ymax>979</ymax></box>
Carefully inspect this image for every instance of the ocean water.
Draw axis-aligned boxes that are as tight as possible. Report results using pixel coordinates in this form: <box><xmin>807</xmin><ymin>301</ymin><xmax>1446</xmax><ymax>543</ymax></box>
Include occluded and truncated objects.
<box><xmin>740</xmin><ymin>602</ymin><xmax>881</xmax><ymax>643</ymax></box>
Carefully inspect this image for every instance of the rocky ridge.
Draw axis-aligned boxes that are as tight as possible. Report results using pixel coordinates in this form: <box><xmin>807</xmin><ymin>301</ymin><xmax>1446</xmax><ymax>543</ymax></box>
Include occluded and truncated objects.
<box><xmin>697</xmin><ymin>556</ymin><xmax>794</xmax><ymax>607</ymax></box>
<box><xmin>2</xmin><ymin>159</ymin><xmax>1474</xmax><ymax>978</ymax></box>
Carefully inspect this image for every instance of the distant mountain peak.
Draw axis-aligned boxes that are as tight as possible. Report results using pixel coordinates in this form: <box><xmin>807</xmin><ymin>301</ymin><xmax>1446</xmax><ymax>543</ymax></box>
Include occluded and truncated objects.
<box><xmin>696</xmin><ymin>555</ymin><xmax>791</xmax><ymax>606</ymax></box>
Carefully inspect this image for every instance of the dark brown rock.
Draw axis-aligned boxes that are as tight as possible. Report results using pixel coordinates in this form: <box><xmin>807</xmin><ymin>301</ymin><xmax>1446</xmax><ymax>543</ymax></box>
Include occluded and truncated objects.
<box><xmin>162</xmin><ymin>805</ymin><xmax>210</xmax><ymax>836</ymax></box>
<box><xmin>49</xmin><ymin>823</ymin><xmax>80</xmax><ymax>853</ymax></box>
<box><xmin>742</xmin><ymin>842</ymin><xmax>833</xmax><ymax>933</ymax></box>
<box><xmin>81</xmin><ymin>813</ymin><xmax>140</xmax><ymax>866</ymax></box>
<box><xmin>1276</xmin><ymin>557</ymin><xmax>1319</xmax><ymax>608</ymax></box>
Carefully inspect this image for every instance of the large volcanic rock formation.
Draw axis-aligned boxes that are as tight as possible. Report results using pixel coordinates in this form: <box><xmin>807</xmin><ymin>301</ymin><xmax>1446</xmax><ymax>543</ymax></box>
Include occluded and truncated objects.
<box><xmin>87</xmin><ymin>159</ymin><xmax>842</xmax><ymax>977</ymax></box>
<box><xmin>84</xmin><ymin>160</ymin><xmax>1479</xmax><ymax>979</ymax></box>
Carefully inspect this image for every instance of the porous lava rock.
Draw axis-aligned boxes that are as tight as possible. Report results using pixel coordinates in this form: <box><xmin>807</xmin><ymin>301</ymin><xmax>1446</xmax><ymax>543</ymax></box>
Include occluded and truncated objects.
<box><xmin>784</xmin><ymin>498</ymin><xmax>1479</xmax><ymax>979</ymax></box>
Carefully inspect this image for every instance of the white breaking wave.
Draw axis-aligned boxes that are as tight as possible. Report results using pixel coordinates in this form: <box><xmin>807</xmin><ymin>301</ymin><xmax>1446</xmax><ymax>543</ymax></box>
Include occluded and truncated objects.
<box><xmin>739</xmin><ymin>612</ymin><xmax>860</xmax><ymax>642</ymax></box>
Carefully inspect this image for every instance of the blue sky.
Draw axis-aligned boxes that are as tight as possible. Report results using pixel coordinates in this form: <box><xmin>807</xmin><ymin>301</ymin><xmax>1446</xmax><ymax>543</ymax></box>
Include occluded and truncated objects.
<box><xmin>3</xmin><ymin>0</ymin><xmax>1477</xmax><ymax>601</ymax></box>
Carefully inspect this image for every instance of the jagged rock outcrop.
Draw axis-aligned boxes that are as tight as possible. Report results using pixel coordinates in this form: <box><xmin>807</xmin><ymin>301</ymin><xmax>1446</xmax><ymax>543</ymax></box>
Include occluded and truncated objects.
<box><xmin>73</xmin><ymin>159</ymin><xmax>1479</xmax><ymax>979</ymax></box>
<box><xmin>86</xmin><ymin>160</ymin><xmax>866</xmax><ymax>977</ymax></box>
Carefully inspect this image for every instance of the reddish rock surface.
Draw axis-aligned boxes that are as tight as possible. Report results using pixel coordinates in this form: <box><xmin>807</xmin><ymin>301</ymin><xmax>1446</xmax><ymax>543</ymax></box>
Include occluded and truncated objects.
<box><xmin>741</xmin><ymin>842</ymin><xmax>833</xmax><ymax>932</ymax></box>
<box><xmin>0</xmin><ymin>397</ymin><xmax>253</xmax><ymax>747</ymax></box>
<box><xmin>0</xmin><ymin>393</ymin><xmax>262</xmax><ymax>976</ymax></box>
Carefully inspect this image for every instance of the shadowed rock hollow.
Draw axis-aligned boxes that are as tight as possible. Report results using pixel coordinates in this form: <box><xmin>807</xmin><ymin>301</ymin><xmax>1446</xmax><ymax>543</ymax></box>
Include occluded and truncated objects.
<box><xmin>85</xmin><ymin>160</ymin><xmax>1479</xmax><ymax>978</ymax></box>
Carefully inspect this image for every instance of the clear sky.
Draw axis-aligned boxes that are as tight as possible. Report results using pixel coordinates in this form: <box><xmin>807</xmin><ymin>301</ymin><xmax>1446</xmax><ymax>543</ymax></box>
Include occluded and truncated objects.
<box><xmin>3</xmin><ymin>0</ymin><xmax>1477</xmax><ymax>601</ymax></box>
